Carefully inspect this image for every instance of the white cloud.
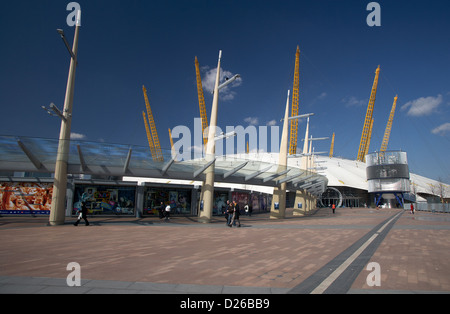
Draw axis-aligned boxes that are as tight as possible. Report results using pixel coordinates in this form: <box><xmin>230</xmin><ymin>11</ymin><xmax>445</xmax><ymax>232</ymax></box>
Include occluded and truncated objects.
<box><xmin>431</xmin><ymin>122</ymin><xmax>450</xmax><ymax>136</ymax></box>
<box><xmin>401</xmin><ymin>94</ymin><xmax>443</xmax><ymax>116</ymax></box>
<box><xmin>244</xmin><ymin>117</ymin><xmax>259</xmax><ymax>125</ymax></box>
<box><xmin>317</xmin><ymin>92</ymin><xmax>327</xmax><ymax>100</ymax></box>
<box><xmin>342</xmin><ymin>96</ymin><xmax>366</xmax><ymax>107</ymax></box>
<box><xmin>70</xmin><ymin>132</ymin><xmax>86</xmax><ymax>140</ymax></box>
<box><xmin>202</xmin><ymin>66</ymin><xmax>242</xmax><ymax>101</ymax></box>
<box><xmin>266</xmin><ymin>119</ymin><xmax>277</xmax><ymax>126</ymax></box>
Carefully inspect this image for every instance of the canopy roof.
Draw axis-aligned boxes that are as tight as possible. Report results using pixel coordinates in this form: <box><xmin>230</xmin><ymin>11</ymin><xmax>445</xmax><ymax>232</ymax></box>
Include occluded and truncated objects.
<box><xmin>0</xmin><ymin>135</ymin><xmax>328</xmax><ymax>195</ymax></box>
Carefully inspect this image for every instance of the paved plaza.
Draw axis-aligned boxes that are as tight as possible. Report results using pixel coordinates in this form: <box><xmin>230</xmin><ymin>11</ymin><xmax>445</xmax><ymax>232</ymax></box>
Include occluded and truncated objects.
<box><xmin>0</xmin><ymin>207</ymin><xmax>449</xmax><ymax>294</ymax></box>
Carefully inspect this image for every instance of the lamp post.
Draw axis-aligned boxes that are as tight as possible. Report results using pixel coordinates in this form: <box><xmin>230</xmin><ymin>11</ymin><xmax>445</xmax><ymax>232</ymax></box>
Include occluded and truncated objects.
<box><xmin>199</xmin><ymin>50</ymin><xmax>222</xmax><ymax>223</ymax></box>
<box><xmin>49</xmin><ymin>10</ymin><xmax>81</xmax><ymax>226</ymax></box>
<box><xmin>270</xmin><ymin>90</ymin><xmax>291</xmax><ymax>219</ymax></box>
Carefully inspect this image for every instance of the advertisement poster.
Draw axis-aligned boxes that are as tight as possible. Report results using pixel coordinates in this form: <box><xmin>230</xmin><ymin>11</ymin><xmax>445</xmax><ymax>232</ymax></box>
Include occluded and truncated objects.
<box><xmin>214</xmin><ymin>192</ymin><xmax>228</xmax><ymax>214</ymax></box>
<box><xmin>144</xmin><ymin>188</ymin><xmax>191</xmax><ymax>215</ymax></box>
<box><xmin>232</xmin><ymin>192</ymin><xmax>249</xmax><ymax>210</ymax></box>
<box><xmin>0</xmin><ymin>182</ymin><xmax>53</xmax><ymax>215</ymax></box>
<box><xmin>73</xmin><ymin>185</ymin><xmax>135</xmax><ymax>215</ymax></box>
<box><xmin>251</xmin><ymin>194</ymin><xmax>260</xmax><ymax>211</ymax></box>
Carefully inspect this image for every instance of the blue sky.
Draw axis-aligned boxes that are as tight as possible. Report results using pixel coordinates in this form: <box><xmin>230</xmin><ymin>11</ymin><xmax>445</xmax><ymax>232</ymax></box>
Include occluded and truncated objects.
<box><xmin>1</xmin><ymin>0</ymin><xmax>449</xmax><ymax>183</ymax></box>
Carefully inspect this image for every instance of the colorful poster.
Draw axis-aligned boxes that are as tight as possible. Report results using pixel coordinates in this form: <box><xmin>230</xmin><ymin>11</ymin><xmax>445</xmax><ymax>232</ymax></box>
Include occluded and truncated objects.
<box><xmin>143</xmin><ymin>188</ymin><xmax>191</xmax><ymax>215</ymax></box>
<box><xmin>214</xmin><ymin>192</ymin><xmax>228</xmax><ymax>214</ymax></box>
<box><xmin>232</xmin><ymin>192</ymin><xmax>249</xmax><ymax>210</ymax></box>
<box><xmin>251</xmin><ymin>194</ymin><xmax>260</xmax><ymax>211</ymax></box>
<box><xmin>0</xmin><ymin>182</ymin><xmax>53</xmax><ymax>215</ymax></box>
<box><xmin>73</xmin><ymin>185</ymin><xmax>135</xmax><ymax>215</ymax></box>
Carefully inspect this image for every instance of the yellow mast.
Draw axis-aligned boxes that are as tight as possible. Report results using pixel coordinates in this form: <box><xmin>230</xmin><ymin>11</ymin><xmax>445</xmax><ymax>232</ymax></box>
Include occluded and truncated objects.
<box><xmin>142</xmin><ymin>111</ymin><xmax>156</xmax><ymax>161</ymax></box>
<box><xmin>380</xmin><ymin>95</ymin><xmax>398</xmax><ymax>153</ymax></box>
<box><xmin>289</xmin><ymin>46</ymin><xmax>300</xmax><ymax>155</ymax></box>
<box><xmin>357</xmin><ymin>65</ymin><xmax>380</xmax><ymax>162</ymax></box>
<box><xmin>168</xmin><ymin>128</ymin><xmax>174</xmax><ymax>150</ymax></box>
<box><xmin>142</xmin><ymin>85</ymin><xmax>163</xmax><ymax>161</ymax></box>
<box><xmin>364</xmin><ymin>119</ymin><xmax>374</xmax><ymax>159</ymax></box>
<box><xmin>195</xmin><ymin>56</ymin><xmax>209</xmax><ymax>148</ymax></box>
<box><xmin>329</xmin><ymin>132</ymin><xmax>335</xmax><ymax>158</ymax></box>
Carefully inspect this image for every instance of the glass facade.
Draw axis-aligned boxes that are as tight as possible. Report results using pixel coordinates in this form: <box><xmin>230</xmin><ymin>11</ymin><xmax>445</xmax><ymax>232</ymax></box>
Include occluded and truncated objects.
<box><xmin>366</xmin><ymin>151</ymin><xmax>408</xmax><ymax>167</ymax></box>
<box><xmin>366</xmin><ymin>151</ymin><xmax>410</xmax><ymax>194</ymax></box>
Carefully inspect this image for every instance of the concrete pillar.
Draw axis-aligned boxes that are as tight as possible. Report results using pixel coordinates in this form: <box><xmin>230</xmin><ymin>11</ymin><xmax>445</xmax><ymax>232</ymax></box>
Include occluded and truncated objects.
<box><xmin>135</xmin><ymin>183</ymin><xmax>145</xmax><ymax>218</ymax></box>
<box><xmin>293</xmin><ymin>189</ymin><xmax>307</xmax><ymax>216</ymax></box>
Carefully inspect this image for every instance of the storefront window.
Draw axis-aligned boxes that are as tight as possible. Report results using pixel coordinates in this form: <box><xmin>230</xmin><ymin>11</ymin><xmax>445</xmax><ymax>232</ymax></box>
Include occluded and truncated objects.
<box><xmin>214</xmin><ymin>191</ymin><xmax>228</xmax><ymax>215</ymax></box>
<box><xmin>232</xmin><ymin>192</ymin><xmax>249</xmax><ymax>211</ymax></box>
<box><xmin>73</xmin><ymin>185</ymin><xmax>136</xmax><ymax>215</ymax></box>
<box><xmin>144</xmin><ymin>188</ymin><xmax>191</xmax><ymax>216</ymax></box>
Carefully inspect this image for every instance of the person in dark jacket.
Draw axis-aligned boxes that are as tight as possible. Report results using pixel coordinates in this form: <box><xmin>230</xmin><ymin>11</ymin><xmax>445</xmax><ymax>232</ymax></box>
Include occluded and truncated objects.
<box><xmin>159</xmin><ymin>202</ymin><xmax>165</xmax><ymax>219</ymax></box>
<box><xmin>74</xmin><ymin>202</ymin><xmax>89</xmax><ymax>226</ymax></box>
<box><xmin>224</xmin><ymin>200</ymin><xmax>231</xmax><ymax>226</ymax></box>
<box><xmin>229</xmin><ymin>200</ymin><xmax>241</xmax><ymax>227</ymax></box>
<box><xmin>227</xmin><ymin>201</ymin><xmax>234</xmax><ymax>227</ymax></box>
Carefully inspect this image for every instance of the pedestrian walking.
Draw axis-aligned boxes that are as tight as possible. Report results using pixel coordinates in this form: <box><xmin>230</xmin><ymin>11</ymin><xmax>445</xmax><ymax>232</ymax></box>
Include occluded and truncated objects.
<box><xmin>332</xmin><ymin>203</ymin><xmax>336</xmax><ymax>214</ymax></box>
<box><xmin>165</xmin><ymin>203</ymin><xmax>171</xmax><ymax>220</ymax></box>
<box><xmin>227</xmin><ymin>201</ymin><xmax>234</xmax><ymax>227</ymax></box>
<box><xmin>410</xmin><ymin>203</ymin><xmax>414</xmax><ymax>214</ymax></box>
<box><xmin>229</xmin><ymin>200</ymin><xmax>241</xmax><ymax>227</ymax></box>
<box><xmin>159</xmin><ymin>202</ymin><xmax>165</xmax><ymax>219</ymax></box>
<box><xmin>74</xmin><ymin>201</ymin><xmax>89</xmax><ymax>226</ymax></box>
<box><xmin>224</xmin><ymin>200</ymin><xmax>231</xmax><ymax>225</ymax></box>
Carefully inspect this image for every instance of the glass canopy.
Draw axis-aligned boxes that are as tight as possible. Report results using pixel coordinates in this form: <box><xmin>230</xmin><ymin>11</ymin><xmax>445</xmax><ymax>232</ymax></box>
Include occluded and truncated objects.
<box><xmin>0</xmin><ymin>135</ymin><xmax>328</xmax><ymax>195</ymax></box>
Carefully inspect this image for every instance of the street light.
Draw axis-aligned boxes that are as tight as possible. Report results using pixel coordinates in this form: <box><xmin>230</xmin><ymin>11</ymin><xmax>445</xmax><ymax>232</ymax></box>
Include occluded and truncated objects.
<box><xmin>41</xmin><ymin>103</ymin><xmax>69</xmax><ymax>122</ymax></box>
<box><xmin>49</xmin><ymin>10</ymin><xmax>81</xmax><ymax>226</ymax></box>
<box><xmin>199</xmin><ymin>50</ymin><xmax>222</xmax><ymax>223</ymax></box>
<box><xmin>57</xmin><ymin>29</ymin><xmax>76</xmax><ymax>61</ymax></box>
<box><xmin>214</xmin><ymin>131</ymin><xmax>236</xmax><ymax>141</ymax></box>
<box><xmin>214</xmin><ymin>74</ymin><xmax>241</xmax><ymax>92</ymax></box>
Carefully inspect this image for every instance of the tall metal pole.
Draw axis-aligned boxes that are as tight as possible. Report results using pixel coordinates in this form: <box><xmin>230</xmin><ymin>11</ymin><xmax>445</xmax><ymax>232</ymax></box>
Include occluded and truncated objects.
<box><xmin>199</xmin><ymin>50</ymin><xmax>221</xmax><ymax>223</ymax></box>
<box><xmin>49</xmin><ymin>11</ymin><xmax>81</xmax><ymax>225</ymax></box>
<box><xmin>270</xmin><ymin>90</ymin><xmax>290</xmax><ymax>219</ymax></box>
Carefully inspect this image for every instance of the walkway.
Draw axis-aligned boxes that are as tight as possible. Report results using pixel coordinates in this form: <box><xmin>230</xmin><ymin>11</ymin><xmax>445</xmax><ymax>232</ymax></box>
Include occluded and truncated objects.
<box><xmin>1</xmin><ymin>207</ymin><xmax>449</xmax><ymax>294</ymax></box>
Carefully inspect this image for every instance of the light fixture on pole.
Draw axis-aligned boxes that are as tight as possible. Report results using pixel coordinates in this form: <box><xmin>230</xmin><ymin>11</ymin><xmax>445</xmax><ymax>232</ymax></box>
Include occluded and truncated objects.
<box><xmin>213</xmin><ymin>74</ymin><xmax>241</xmax><ymax>93</ymax></box>
<box><xmin>41</xmin><ymin>103</ymin><xmax>69</xmax><ymax>122</ymax></box>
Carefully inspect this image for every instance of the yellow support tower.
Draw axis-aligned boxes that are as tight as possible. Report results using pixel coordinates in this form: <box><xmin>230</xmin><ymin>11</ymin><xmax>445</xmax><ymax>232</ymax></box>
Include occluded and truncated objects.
<box><xmin>329</xmin><ymin>132</ymin><xmax>335</xmax><ymax>158</ymax></box>
<box><xmin>195</xmin><ymin>56</ymin><xmax>209</xmax><ymax>148</ymax></box>
<box><xmin>357</xmin><ymin>65</ymin><xmax>380</xmax><ymax>162</ymax></box>
<box><xmin>364</xmin><ymin>119</ymin><xmax>374</xmax><ymax>159</ymax></box>
<box><xmin>289</xmin><ymin>46</ymin><xmax>301</xmax><ymax>155</ymax></box>
<box><xmin>142</xmin><ymin>85</ymin><xmax>163</xmax><ymax>161</ymax></box>
<box><xmin>168</xmin><ymin>128</ymin><xmax>174</xmax><ymax>150</ymax></box>
<box><xmin>142</xmin><ymin>111</ymin><xmax>156</xmax><ymax>161</ymax></box>
<box><xmin>380</xmin><ymin>95</ymin><xmax>398</xmax><ymax>153</ymax></box>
